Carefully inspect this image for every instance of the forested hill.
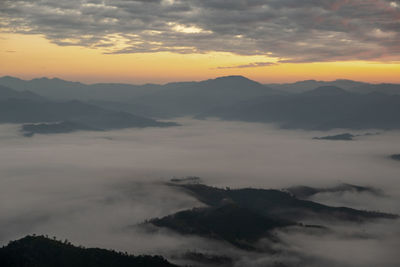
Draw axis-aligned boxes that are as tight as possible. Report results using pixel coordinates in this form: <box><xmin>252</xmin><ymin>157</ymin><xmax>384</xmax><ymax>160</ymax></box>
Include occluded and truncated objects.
<box><xmin>0</xmin><ymin>235</ymin><xmax>178</xmax><ymax>267</ymax></box>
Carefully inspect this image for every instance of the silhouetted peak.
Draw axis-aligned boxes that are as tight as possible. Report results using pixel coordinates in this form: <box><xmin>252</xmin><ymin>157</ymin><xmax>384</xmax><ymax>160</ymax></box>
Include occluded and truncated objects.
<box><xmin>210</xmin><ymin>75</ymin><xmax>259</xmax><ymax>84</ymax></box>
<box><xmin>334</xmin><ymin>79</ymin><xmax>357</xmax><ymax>82</ymax></box>
<box><xmin>304</xmin><ymin>86</ymin><xmax>349</xmax><ymax>96</ymax></box>
<box><xmin>214</xmin><ymin>75</ymin><xmax>252</xmax><ymax>81</ymax></box>
<box><xmin>31</xmin><ymin>77</ymin><xmax>84</xmax><ymax>86</ymax></box>
<box><xmin>0</xmin><ymin>76</ymin><xmax>24</xmax><ymax>81</ymax></box>
<box><xmin>294</xmin><ymin>79</ymin><xmax>318</xmax><ymax>84</ymax></box>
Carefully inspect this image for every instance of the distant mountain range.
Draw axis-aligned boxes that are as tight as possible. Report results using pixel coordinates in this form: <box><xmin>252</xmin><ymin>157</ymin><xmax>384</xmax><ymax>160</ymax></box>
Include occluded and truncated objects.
<box><xmin>3</xmin><ymin>76</ymin><xmax>398</xmax><ymax>99</ymax></box>
<box><xmin>0</xmin><ymin>76</ymin><xmax>162</xmax><ymax>102</ymax></box>
<box><xmin>0</xmin><ymin>85</ymin><xmax>177</xmax><ymax>136</ymax></box>
<box><xmin>266</xmin><ymin>79</ymin><xmax>400</xmax><ymax>94</ymax></box>
<box><xmin>198</xmin><ymin>85</ymin><xmax>400</xmax><ymax>130</ymax></box>
<box><xmin>1</xmin><ymin>76</ymin><xmax>399</xmax><ymax>131</ymax></box>
<box><xmin>0</xmin><ymin>76</ymin><xmax>280</xmax><ymax>118</ymax></box>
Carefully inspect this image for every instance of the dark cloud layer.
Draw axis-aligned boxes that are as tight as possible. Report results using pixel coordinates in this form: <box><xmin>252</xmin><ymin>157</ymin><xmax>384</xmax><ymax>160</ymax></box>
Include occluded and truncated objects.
<box><xmin>1</xmin><ymin>1</ymin><xmax>399</xmax><ymax>61</ymax></box>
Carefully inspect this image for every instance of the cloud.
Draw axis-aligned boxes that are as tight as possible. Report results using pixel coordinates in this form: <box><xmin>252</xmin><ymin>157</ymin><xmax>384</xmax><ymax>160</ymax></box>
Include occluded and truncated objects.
<box><xmin>0</xmin><ymin>0</ymin><xmax>399</xmax><ymax>62</ymax></box>
<box><xmin>215</xmin><ymin>61</ymin><xmax>278</xmax><ymax>69</ymax></box>
<box><xmin>1</xmin><ymin>119</ymin><xmax>400</xmax><ymax>266</ymax></box>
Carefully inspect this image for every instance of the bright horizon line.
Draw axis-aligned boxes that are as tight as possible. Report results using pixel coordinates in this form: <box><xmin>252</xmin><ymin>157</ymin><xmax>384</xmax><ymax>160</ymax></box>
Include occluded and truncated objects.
<box><xmin>2</xmin><ymin>74</ymin><xmax>398</xmax><ymax>86</ymax></box>
<box><xmin>2</xmin><ymin>33</ymin><xmax>399</xmax><ymax>85</ymax></box>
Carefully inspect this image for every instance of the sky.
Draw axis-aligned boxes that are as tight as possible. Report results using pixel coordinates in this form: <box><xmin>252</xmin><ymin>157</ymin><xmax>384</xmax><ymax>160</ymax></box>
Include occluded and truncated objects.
<box><xmin>1</xmin><ymin>0</ymin><xmax>399</xmax><ymax>84</ymax></box>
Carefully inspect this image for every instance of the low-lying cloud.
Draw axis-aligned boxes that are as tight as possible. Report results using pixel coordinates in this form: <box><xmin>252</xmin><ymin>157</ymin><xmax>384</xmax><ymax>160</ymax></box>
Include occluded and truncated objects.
<box><xmin>0</xmin><ymin>119</ymin><xmax>399</xmax><ymax>266</ymax></box>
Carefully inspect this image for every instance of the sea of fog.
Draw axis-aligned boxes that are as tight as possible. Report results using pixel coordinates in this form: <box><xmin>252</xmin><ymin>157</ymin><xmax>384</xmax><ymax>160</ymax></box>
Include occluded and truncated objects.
<box><xmin>1</xmin><ymin>118</ymin><xmax>399</xmax><ymax>266</ymax></box>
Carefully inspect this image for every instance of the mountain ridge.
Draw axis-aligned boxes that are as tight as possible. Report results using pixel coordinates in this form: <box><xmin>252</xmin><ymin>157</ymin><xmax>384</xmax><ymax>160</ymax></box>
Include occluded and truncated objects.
<box><xmin>0</xmin><ymin>85</ymin><xmax>178</xmax><ymax>136</ymax></box>
<box><xmin>0</xmin><ymin>235</ymin><xmax>177</xmax><ymax>267</ymax></box>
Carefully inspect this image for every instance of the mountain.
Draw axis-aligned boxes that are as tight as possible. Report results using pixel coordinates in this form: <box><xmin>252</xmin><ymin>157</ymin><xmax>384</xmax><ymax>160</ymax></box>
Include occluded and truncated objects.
<box><xmin>127</xmin><ymin>76</ymin><xmax>280</xmax><ymax>118</ymax></box>
<box><xmin>351</xmin><ymin>83</ymin><xmax>400</xmax><ymax>95</ymax></box>
<box><xmin>172</xmin><ymin>183</ymin><xmax>396</xmax><ymax>222</ymax></box>
<box><xmin>198</xmin><ymin>87</ymin><xmax>400</xmax><ymax>130</ymax></box>
<box><xmin>0</xmin><ymin>235</ymin><xmax>177</xmax><ymax>267</ymax></box>
<box><xmin>0</xmin><ymin>76</ymin><xmax>280</xmax><ymax>118</ymax></box>
<box><xmin>0</xmin><ymin>76</ymin><xmax>161</xmax><ymax>102</ymax></box>
<box><xmin>301</xmin><ymin>86</ymin><xmax>349</xmax><ymax>96</ymax></box>
<box><xmin>0</xmin><ymin>98</ymin><xmax>176</xmax><ymax>129</ymax></box>
<box><xmin>266</xmin><ymin>79</ymin><xmax>369</xmax><ymax>93</ymax></box>
<box><xmin>3</xmin><ymin>76</ymin><xmax>399</xmax><ymax>124</ymax></box>
<box><xmin>0</xmin><ymin>85</ymin><xmax>44</xmax><ymax>101</ymax></box>
<box><xmin>267</xmin><ymin>79</ymin><xmax>400</xmax><ymax>95</ymax></box>
<box><xmin>0</xmin><ymin>85</ymin><xmax>178</xmax><ymax>135</ymax></box>
<box><xmin>151</xmin><ymin>203</ymin><xmax>293</xmax><ymax>250</ymax></box>
<box><xmin>148</xmin><ymin>182</ymin><xmax>397</xmax><ymax>250</ymax></box>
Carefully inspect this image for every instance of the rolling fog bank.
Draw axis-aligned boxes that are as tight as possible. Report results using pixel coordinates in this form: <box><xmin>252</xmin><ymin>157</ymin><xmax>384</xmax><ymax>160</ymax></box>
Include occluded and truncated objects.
<box><xmin>1</xmin><ymin>118</ymin><xmax>399</xmax><ymax>266</ymax></box>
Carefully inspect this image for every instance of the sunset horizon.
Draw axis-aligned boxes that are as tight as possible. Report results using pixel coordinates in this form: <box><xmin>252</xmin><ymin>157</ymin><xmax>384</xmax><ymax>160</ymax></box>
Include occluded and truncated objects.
<box><xmin>1</xmin><ymin>0</ymin><xmax>399</xmax><ymax>84</ymax></box>
<box><xmin>1</xmin><ymin>31</ymin><xmax>399</xmax><ymax>84</ymax></box>
<box><xmin>2</xmin><ymin>71</ymin><xmax>400</xmax><ymax>86</ymax></box>
<box><xmin>1</xmin><ymin>1</ymin><xmax>400</xmax><ymax>267</ymax></box>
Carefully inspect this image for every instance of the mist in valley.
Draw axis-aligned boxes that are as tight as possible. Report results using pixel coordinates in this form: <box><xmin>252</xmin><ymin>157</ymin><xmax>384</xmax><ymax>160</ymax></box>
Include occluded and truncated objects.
<box><xmin>2</xmin><ymin>0</ymin><xmax>400</xmax><ymax>265</ymax></box>
<box><xmin>1</xmin><ymin>118</ymin><xmax>399</xmax><ymax>266</ymax></box>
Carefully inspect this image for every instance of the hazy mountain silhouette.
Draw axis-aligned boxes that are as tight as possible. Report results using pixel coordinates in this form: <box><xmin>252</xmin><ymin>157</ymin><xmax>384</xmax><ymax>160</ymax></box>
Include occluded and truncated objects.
<box><xmin>301</xmin><ymin>86</ymin><xmax>349</xmax><ymax>96</ymax></box>
<box><xmin>0</xmin><ymin>85</ymin><xmax>178</xmax><ymax>135</ymax></box>
<box><xmin>267</xmin><ymin>79</ymin><xmax>400</xmax><ymax>95</ymax></box>
<box><xmin>0</xmin><ymin>85</ymin><xmax>44</xmax><ymax>101</ymax></box>
<box><xmin>351</xmin><ymin>83</ymin><xmax>400</xmax><ymax>95</ymax></box>
<box><xmin>125</xmin><ymin>76</ymin><xmax>280</xmax><ymax>118</ymax></box>
<box><xmin>0</xmin><ymin>76</ymin><xmax>280</xmax><ymax>118</ymax></box>
<box><xmin>198</xmin><ymin>86</ymin><xmax>400</xmax><ymax>130</ymax></box>
<box><xmin>0</xmin><ymin>76</ymin><xmax>161</xmax><ymax>102</ymax></box>
<box><xmin>0</xmin><ymin>235</ymin><xmax>177</xmax><ymax>267</ymax></box>
<box><xmin>2</xmin><ymin>76</ymin><xmax>399</xmax><ymax>129</ymax></box>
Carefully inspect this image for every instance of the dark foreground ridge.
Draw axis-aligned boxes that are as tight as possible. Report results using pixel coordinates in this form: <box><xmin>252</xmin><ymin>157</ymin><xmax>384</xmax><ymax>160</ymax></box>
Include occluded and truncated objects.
<box><xmin>151</xmin><ymin>203</ymin><xmax>294</xmax><ymax>250</ymax></box>
<box><xmin>175</xmin><ymin>183</ymin><xmax>396</xmax><ymax>222</ymax></box>
<box><xmin>0</xmin><ymin>235</ymin><xmax>177</xmax><ymax>267</ymax></box>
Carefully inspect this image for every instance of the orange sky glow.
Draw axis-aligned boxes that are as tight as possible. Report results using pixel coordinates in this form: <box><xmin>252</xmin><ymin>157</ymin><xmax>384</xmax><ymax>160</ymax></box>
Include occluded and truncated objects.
<box><xmin>1</xmin><ymin>33</ymin><xmax>399</xmax><ymax>84</ymax></box>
